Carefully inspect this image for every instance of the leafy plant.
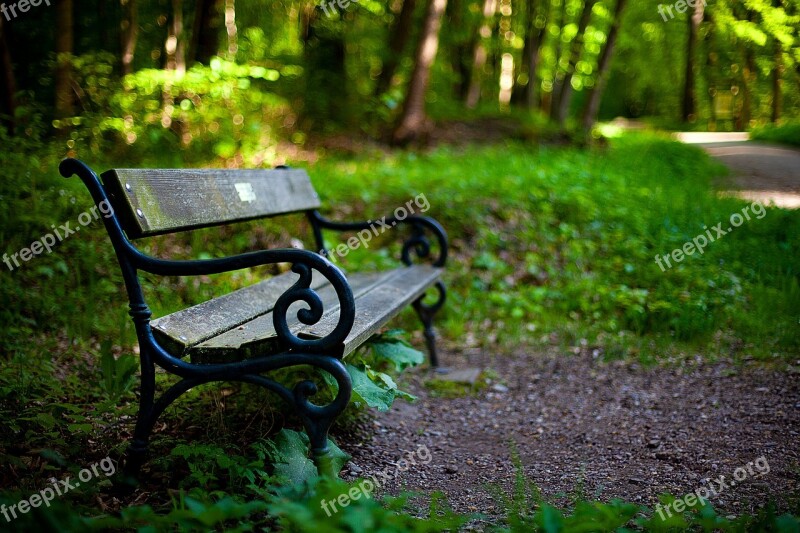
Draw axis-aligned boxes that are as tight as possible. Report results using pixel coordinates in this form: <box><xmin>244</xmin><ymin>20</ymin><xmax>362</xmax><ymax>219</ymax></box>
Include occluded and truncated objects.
<box><xmin>98</xmin><ymin>341</ymin><xmax>138</xmax><ymax>401</ymax></box>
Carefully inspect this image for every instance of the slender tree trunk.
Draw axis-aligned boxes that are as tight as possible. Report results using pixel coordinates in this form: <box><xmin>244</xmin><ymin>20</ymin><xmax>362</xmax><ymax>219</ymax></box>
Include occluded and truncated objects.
<box><xmin>771</xmin><ymin>41</ymin><xmax>781</xmax><ymax>123</ymax></box>
<box><xmin>704</xmin><ymin>12</ymin><xmax>717</xmax><ymax>130</ymax></box>
<box><xmin>581</xmin><ymin>0</ymin><xmax>626</xmax><ymax>132</ymax></box>
<box><xmin>54</xmin><ymin>0</ymin><xmax>74</xmax><ymax>120</ymax></box>
<box><xmin>392</xmin><ymin>0</ymin><xmax>448</xmax><ymax>146</ymax></box>
<box><xmin>547</xmin><ymin>0</ymin><xmax>568</xmax><ymax>116</ymax></box>
<box><xmin>120</xmin><ymin>0</ymin><xmax>138</xmax><ymax>75</ymax></box>
<box><xmin>165</xmin><ymin>0</ymin><xmax>186</xmax><ymax>75</ymax></box>
<box><xmin>526</xmin><ymin>0</ymin><xmax>548</xmax><ymax>109</ymax></box>
<box><xmin>225</xmin><ymin>0</ymin><xmax>237</xmax><ymax>59</ymax></box>
<box><xmin>0</xmin><ymin>16</ymin><xmax>16</xmax><ymax>133</ymax></box>
<box><xmin>375</xmin><ymin>0</ymin><xmax>417</xmax><ymax>95</ymax></box>
<box><xmin>190</xmin><ymin>0</ymin><xmax>222</xmax><ymax>64</ymax></box>
<box><xmin>447</xmin><ymin>0</ymin><xmax>471</xmax><ymax>99</ymax></box>
<box><xmin>739</xmin><ymin>46</ymin><xmax>755</xmax><ymax>128</ymax></box>
<box><xmin>681</xmin><ymin>0</ymin><xmax>704</xmax><ymax>122</ymax></box>
<box><xmin>510</xmin><ymin>0</ymin><xmax>532</xmax><ymax>106</ymax></box>
<box><xmin>556</xmin><ymin>0</ymin><xmax>597</xmax><ymax>125</ymax></box>
<box><xmin>465</xmin><ymin>0</ymin><xmax>496</xmax><ymax>108</ymax></box>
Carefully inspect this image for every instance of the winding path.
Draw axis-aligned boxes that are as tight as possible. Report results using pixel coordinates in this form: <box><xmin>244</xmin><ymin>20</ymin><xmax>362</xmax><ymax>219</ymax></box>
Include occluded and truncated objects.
<box><xmin>675</xmin><ymin>132</ymin><xmax>800</xmax><ymax>209</ymax></box>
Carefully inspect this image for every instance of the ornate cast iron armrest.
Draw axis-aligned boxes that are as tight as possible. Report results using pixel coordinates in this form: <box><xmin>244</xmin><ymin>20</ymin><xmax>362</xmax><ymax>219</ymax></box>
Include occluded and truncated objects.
<box><xmin>308</xmin><ymin>210</ymin><xmax>448</xmax><ymax>267</ymax></box>
<box><xmin>133</xmin><ymin>251</ymin><xmax>356</xmax><ymax>354</ymax></box>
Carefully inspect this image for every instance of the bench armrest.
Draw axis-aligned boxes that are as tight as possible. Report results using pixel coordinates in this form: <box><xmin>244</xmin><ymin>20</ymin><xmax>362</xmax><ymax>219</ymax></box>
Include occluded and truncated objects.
<box><xmin>131</xmin><ymin>249</ymin><xmax>356</xmax><ymax>354</ymax></box>
<box><xmin>308</xmin><ymin>210</ymin><xmax>448</xmax><ymax>268</ymax></box>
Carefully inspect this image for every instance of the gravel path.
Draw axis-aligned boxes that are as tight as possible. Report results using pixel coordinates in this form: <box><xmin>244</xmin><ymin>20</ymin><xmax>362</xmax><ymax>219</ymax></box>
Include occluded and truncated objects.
<box><xmin>341</xmin><ymin>347</ymin><xmax>800</xmax><ymax>521</ymax></box>
<box><xmin>676</xmin><ymin>132</ymin><xmax>800</xmax><ymax>209</ymax></box>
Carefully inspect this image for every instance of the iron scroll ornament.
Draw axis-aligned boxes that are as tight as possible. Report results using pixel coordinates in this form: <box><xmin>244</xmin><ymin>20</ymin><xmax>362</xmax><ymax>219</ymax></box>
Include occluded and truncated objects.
<box><xmin>307</xmin><ymin>210</ymin><xmax>448</xmax><ymax>268</ymax></box>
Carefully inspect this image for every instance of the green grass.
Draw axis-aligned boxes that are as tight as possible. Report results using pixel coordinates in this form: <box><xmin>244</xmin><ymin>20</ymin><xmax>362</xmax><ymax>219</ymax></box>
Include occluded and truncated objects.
<box><xmin>751</xmin><ymin>121</ymin><xmax>800</xmax><ymax>147</ymax></box>
<box><xmin>308</xmin><ymin>134</ymin><xmax>800</xmax><ymax>362</ymax></box>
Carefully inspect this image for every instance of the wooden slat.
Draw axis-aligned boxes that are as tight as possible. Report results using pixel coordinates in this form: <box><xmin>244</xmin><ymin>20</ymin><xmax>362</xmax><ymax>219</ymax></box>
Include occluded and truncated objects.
<box><xmin>101</xmin><ymin>168</ymin><xmax>320</xmax><ymax>238</ymax></box>
<box><xmin>190</xmin><ymin>271</ymin><xmax>390</xmax><ymax>363</ymax></box>
<box><xmin>300</xmin><ymin>266</ymin><xmax>443</xmax><ymax>357</ymax></box>
<box><xmin>151</xmin><ymin>270</ymin><xmax>329</xmax><ymax>356</ymax></box>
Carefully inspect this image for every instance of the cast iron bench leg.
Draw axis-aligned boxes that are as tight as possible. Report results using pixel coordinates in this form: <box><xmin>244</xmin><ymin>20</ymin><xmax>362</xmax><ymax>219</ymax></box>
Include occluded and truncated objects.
<box><xmin>120</xmin><ymin>354</ymin><xmax>352</xmax><ymax>482</ymax></box>
<box><xmin>412</xmin><ymin>281</ymin><xmax>447</xmax><ymax>368</ymax></box>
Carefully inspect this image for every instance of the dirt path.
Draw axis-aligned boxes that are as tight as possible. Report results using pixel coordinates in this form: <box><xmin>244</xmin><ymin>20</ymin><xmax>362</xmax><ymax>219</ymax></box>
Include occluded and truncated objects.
<box><xmin>342</xmin><ymin>347</ymin><xmax>800</xmax><ymax>521</ymax></box>
<box><xmin>675</xmin><ymin>132</ymin><xmax>800</xmax><ymax>209</ymax></box>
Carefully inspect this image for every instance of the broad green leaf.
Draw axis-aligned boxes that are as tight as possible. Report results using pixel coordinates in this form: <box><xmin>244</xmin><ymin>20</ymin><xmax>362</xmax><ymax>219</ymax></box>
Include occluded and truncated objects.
<box><xmin>346</xmin><ymin>364</ymin><xmax>396</xmax><ymax>411</ymax></box>
<box><xmin>270</xmin><ymin>429</ymin><xmax>350</xmax><ymax>485</ymax></box>
<box><xmin>369</xmin><ymin>339</ymin><xmax>424</xmax><ymax>372</ymax></box>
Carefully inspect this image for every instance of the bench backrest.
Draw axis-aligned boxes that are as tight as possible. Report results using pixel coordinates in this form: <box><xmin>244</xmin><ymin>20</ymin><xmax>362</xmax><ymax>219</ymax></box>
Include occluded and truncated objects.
<box><xmin>101</xmin><ymin>168</ymin><xmax>321</xmax><ymax>239</ymax></box>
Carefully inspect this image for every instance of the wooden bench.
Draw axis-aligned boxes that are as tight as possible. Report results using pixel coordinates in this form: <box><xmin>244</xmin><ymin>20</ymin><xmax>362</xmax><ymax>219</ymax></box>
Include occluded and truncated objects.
<box><xmin>59</xmin><ymin>158</ymin><xmax>447</xmax><ymax>478</ymax></box>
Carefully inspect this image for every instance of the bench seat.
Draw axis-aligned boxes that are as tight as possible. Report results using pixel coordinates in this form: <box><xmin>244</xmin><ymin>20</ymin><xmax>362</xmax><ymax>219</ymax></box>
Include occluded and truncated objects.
<box><xmin>152</xmin><ymin>265</ymin><xmax>443</xmax><ymax>363</ymax></box>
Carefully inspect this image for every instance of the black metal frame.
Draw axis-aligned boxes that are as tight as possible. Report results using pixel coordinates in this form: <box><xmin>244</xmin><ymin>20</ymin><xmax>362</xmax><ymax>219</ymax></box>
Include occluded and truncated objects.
<box><xmin>59</xmin><ymin>158</ymin><xmax>448</xmax><ymax>481</ymax></box>
<box><xmin>307</xmin><ymin>210</ymin><xmax>448</xmax><ymax>365</ymax></box>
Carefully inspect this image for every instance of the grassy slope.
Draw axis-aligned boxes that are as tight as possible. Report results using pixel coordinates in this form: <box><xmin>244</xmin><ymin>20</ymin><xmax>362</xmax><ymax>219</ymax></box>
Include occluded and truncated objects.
<box><xmin>310</xmin><ymin>135</ymin><xmax>799</xmax><ymax>362</ymax></box>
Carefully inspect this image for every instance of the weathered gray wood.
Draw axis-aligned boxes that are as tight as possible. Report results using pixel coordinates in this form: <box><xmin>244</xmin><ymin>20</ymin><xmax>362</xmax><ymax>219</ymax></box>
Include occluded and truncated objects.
<box><xmin>151</xmin><ymin>269</ymin><xmax>328</xmax><ymax>356</ymax></box>
<box><xmin>190</xmin><ymin>271</ymin><xmax>389</xmax><ymax>363</ymax></box>
<box><xmin>153</xmin><ymin>265</ymin><xmax>443</xmax><ymax>363</ymax></box>
<box><xmin>300</xmin><ymin>265</ymin><xmax>442</xmax><ymax>357</ymax></box>
<box><xmin>101</xmin><ymin>168</ymin><xmax>321</xmax><ymax>238</ymax></box>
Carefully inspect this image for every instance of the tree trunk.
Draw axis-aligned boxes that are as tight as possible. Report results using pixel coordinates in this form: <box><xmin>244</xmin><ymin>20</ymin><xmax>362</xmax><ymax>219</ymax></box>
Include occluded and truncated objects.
<box><xmin>375</xmin><ymin>0</ymin><xmax>417</xmax><ymax>96</ymax></box>
<box><xmin>555</xmin><ymin>0</ymin><xmax>597</xmax><ymax>125</ymax></box>
<box><xmin>225</xmin><ymin>0</ymin><xmax>237</xmax><ymax>59</ymax></box>
<box><xmin>510</xmin><ymin>0</ymin><xmax>532</xmax><ymax>107</ymax></box>
<box><xmin>392</xmin><ymin>0</ymin><xmax>448</xmax><ymax>146</ymax></box>
<box><xmin>739</xmin><ymin>46</ymin><xmax>755</xmax><ymax>129</ymax></box>
<box><xmin>190</xmin><ymin>0</ymin><xmax>222</xmax><ymax>64</ymax></box>
<box><xmin>165</xmin><ymin>0</ymin><xmax>186</xmax><ymax>75</ymax></box>
<box><xmin>526</xmin><ymin>0</ymin><xmax>548</xmax><ymax>109</ymax></box>
<box><xmin>681</xmin><ymin>0</ymin><xmax>704</xmax><ymax>122</ymax></box>
<box><xmin>703</xmin><ymin>11</ymin><xmax>717</xmax><ymax>130</ymax></box>
<box><xmin>120</xmin><ymin>0</ymin><xmax>138</xmax><ymax>75</ymax></box>
<box><xmin>547</xmin><ymin>0</ymin><xmax>567</xmax><ymax>117</ymax></box>
<box><xmin>54</xmin><ymin>0</ymin><xmax>74</xmax><ymax>120</ymax></box>
<box><xmin>0</xmin><ymin>16</ymin><xmax>16</xmax><ymax>133</ymax></box>
<box><xmin>302</xmin><ymin>6</ymin><xmax>348</xmax><ymax>127</ymax></box>
<box><xmin>771</xmin><ymin>41</ymin><xmax>781</xmax><ymax>123</ymax></box>
<box><xmin>581</xmin><ymin>0</ymin><xmax>627</xmax><ymax>132</ymax></box>
<box><xmin>447</xmin><ymin>0</ymin><xmax>471</xmax><ymax>100</ymax></box>
<box><xmin>465</xmin><ymin>0</ymin><xmax>496</xmax><ymax>108</ymax></box>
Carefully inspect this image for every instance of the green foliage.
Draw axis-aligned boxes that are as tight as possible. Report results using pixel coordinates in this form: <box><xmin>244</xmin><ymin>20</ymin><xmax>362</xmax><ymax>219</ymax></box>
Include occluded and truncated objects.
<box><xmin>751</xmin><ymin>121</ymin><xmax>800</xmax><ymax>147</ymax></box>
<box><xmin>63</xmin><ymin>53</ymin><xmax>294</xmax><ymax>167</ymax></box>
<box><xmin>265</xmin><ymin>429</ymin><xmax>350</xmax><ymax>486</ymax></box>
<box><xmin>98</xmin><ymin>341</ymin><xmax>137</xmax><ymax>401</ymax></box>
<box><xmin>312</xmin><ymin>135</ymin><xmax>800</xmax><ymax>360</ymax></box>
<box><xmin>370</xmin><ymin>330</ymin><xmax>426</xmax><ymax>372</ymax></box>
<box><xmin>267</xmin><ymin>477</ymin><xmax>470</xmax><ymax>533</ymax></box>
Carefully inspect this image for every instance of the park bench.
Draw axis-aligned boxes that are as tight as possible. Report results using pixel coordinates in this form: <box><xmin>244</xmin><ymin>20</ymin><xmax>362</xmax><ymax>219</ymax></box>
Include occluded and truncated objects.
<box><xmin>58</xmin><ymin>158</ymin><xmax>447</xmax><ymax>478</ymax></box>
